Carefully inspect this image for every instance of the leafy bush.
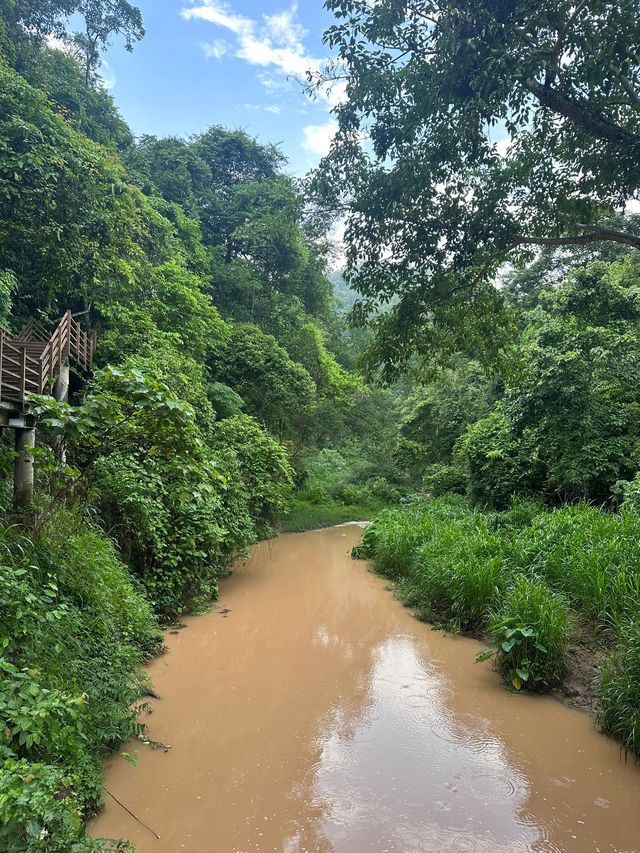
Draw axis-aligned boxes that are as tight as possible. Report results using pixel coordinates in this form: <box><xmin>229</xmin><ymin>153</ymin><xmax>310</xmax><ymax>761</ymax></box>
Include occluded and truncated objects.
<box><xmin>481</xmin><ymin>575</ymin><xmax>568</xmax><ymax>691</ymax></box>
<box><xmin>335</xmin><ymin>483</ymin><xmax>370</xmax><ymax>505</ymax></box>
<box><xmin>35</xmin><ymin>367</ymin><xmax>256</xmax><ymax>617</ymax></box>
<box><xmin>0</xmin><ymin>755</ymin><xmax>131</xmax><ymax>852</ymax></box>
<box><xmin>458</xmin><ymin>410</ymin><xmax>541</xmax><ymax>508</ymax></box>
<box><xmin>422</xmin><ymin>462</ymin><xmax>467</xmax><ymax>497</ymax></box>
<box><xmin>0</xmin><ymin>511</ymin><xmax>158</xmax><ymax>850</ymax></box>
<box><xmin>596</xmin><ymin>621</ymin><xmax>640</xmax><ymax>757</ymax></box>
<box><xmin>214</xmin><ymin>414</ymin><xmax>294</xmax><ymax>532</ymax></box>
<box><xmin>297</xmin><ymin>448</ymin><xmax>349</xmax><ymax>503</ymax></box>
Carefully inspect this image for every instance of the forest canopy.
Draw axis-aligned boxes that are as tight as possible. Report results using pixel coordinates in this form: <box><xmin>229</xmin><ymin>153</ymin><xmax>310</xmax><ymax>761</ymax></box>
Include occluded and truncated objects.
<box><xmin>313</xmin><ymin>0</ymin><xmax>640</xmax><ymax>373</ymax></box>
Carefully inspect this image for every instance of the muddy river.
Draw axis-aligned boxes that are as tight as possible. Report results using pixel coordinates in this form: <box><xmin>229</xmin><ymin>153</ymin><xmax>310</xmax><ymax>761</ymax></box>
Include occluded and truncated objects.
<box><xmin>90</xmin><ymin>525</ymin><xmax>640</xmax><ymax>853</ymax></box>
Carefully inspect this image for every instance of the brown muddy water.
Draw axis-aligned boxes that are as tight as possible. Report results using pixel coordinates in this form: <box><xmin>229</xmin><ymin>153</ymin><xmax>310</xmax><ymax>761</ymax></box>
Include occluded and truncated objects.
<box><xmin>90</xmin><ymin>525</ymin><xmax>640</xmax><ymax>853</ymax></box>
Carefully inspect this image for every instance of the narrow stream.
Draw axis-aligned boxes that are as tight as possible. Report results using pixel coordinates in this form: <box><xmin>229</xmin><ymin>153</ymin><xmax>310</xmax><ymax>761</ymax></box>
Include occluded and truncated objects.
<box><xmin>90</xmin><ymin>526</ymin><xmax>640</xmax><ymax>853</ymax></box>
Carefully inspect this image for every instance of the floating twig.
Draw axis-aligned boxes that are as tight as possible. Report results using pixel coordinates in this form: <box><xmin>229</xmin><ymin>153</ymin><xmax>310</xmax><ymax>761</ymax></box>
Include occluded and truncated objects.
<box><xmin>104</xmin><ymin>788</ymin><xmax>160</xmax><ymax>839</ymax></box>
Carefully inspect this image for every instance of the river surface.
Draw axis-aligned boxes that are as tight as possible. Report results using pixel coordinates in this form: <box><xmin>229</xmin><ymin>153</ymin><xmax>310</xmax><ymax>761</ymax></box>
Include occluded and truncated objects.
<box><xmin>90</xmin><ymin>526</ymin><xmax>640</xmax><ymax>853</ymax></box>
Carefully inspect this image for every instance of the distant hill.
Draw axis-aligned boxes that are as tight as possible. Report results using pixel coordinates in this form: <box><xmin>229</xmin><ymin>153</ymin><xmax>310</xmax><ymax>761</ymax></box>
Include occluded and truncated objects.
<box><xmin>329</xmin><ymin>270</ymin><xmax>359</xmax><ymax>313</ymax></box>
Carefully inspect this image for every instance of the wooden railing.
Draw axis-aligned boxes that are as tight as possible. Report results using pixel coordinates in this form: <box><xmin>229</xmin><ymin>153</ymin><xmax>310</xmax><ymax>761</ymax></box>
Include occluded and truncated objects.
<box><xmin>0</xmin><ymin>311</ymin><xmax>95</xmax><ymax>404</ymax></box>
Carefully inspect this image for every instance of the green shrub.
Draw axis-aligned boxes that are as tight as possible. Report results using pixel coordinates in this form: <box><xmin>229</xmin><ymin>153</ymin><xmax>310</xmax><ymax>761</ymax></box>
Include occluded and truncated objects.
<box><xmin>214</xmin><ymin>414</ymin><xmax>294</xmax><ymax>532</ymax></box>
<box><xmin>422</xmin><ymin>462</ymin><xmax>467</xmax><ymax>497</ymax></box>
<box><xmin>367</xmin><ymin>476</ymin><xmax>401</xmax><ymax>503</ymax></box>
<box><xmin>596</xmin><ymin>621</ymin><xmax>640</xmax><ymax>757</ymax></box>
<box><xmin>482</xmin><ymin>575</ymin><xmax>568</xmax><ymax>691</ymax></box>
<box><xmin>0</xmin><ymin>755</ymin><xmax>132</xmax><ymax>852</ymax></box>
<box><xmin>457</xmin><ymin>410</ymin><xmax>540</xmax><ymax>508</ymax></box>
<box><xmin>335</xmin><ymin>483</ymin><xmax>367</xmax><ymax>505</ymax></box>
<box><xmin>298</xmin><ymin>448</ymin><xmax>349</xmax><ymax>503</ymax></box>
<box><xmin>36</xmin><ymin>366</ymin><xmax>256</xmax><ymax>617</ymax></box>
<box><xmin>0</xmin><ymin>510</ymin><xmax>158</xmax><ymax>850</ymax></box>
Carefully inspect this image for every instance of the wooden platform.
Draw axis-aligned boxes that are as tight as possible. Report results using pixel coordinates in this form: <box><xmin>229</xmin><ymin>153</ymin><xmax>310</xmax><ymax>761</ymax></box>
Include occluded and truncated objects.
<box><xmin>0</xmin><ymin>310</ymin><xmax>95</xmax><ymax>412</ymax></box>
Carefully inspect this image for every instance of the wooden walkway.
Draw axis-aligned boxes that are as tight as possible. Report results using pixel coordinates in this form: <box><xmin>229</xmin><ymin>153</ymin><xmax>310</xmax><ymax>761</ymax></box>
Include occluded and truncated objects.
<box><xmin>0</xmin><ymin>310</ymin><xmax>95</xmax><ymax>424</ymax></box>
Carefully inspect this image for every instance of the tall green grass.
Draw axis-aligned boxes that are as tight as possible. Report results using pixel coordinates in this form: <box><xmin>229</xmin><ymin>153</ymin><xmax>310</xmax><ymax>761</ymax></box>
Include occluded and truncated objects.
<box><xmin>397</xmin><ymin>515</ymin><xmax>507</xmax><ymax>632</ymax></box>
<box><xmin>361</xmin><ymin>495</ymin><xmax>640</xmax><ymax>755</ymax></box>
<box><xmin>504</xmin><ymin>505</ymin><xmax>640</xmax><ymax>631</ymax></box>
<box><xmin>596</xmin><ymin>621</ymin><xmax>640</xmax><ymax>756</ymax></box>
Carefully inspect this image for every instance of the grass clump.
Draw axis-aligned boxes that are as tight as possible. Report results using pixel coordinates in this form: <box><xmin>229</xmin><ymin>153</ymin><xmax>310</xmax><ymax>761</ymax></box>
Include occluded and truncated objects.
<box><xmin>596</xmin><ymin>621</ymin><xmax>640</xmax><ymax>756</ymax></box>
<box><xmin>398</xmin><ymin>515</ymin><xmax>506</xmax><ymax>632</ymax></box>
<box><xmin>369</xmin><ymin>495</ymin><xmax>469</xmax><ymax>580</ymax></box>
<box><xmin>483</xmin><ymin>575</ymin><xmax>568</xmax><ymax>691</ymax></box>
<box><xmin>505</xmin><ymin>505</ymin><xmax>640</xmax><ymax>631</ymax></box>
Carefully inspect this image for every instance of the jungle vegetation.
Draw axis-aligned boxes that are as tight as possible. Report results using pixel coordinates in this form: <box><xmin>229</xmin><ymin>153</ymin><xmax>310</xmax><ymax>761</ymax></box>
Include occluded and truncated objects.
<box><xmin>3</xmin><ymin>0</ymin><xmax>640</xmax><ymax>849</ymax></box>
<box><xmin>0</xmin><ymin>3</ymin><xmax>402</xmax><ymax>848</ymax></box>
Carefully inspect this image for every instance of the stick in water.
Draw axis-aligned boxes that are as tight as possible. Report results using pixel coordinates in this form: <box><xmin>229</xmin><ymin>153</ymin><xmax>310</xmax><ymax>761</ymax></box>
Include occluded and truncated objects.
<box><xmin>104</xmin><ymin>787</ymin><xmax>161</xmax><ymax>839</ymax></box>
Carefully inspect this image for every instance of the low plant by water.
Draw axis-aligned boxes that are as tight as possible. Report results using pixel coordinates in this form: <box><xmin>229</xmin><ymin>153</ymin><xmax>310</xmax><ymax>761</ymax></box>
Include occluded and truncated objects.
<box><xmin>596</xmin><ymin>621</ymin><xmax>640</xmax><ymax>757</ymax></box>
<box><xmin>480</xmin><ymin>575</ymin><xmax>568</xmax><ymax>691</ymax></box>
<box><xmin>0</xmin><ymin>510</ymin><xmax>159</xmax><ymax>851</ymax></box>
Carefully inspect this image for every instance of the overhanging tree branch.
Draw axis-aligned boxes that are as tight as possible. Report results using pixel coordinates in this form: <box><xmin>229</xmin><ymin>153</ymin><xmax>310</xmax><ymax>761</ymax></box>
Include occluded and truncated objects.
<box><xmin>514</xmin><ymin>225</ymin><xmax>640</xmax><ymax>250</ymax></box>
<box><xmin>525</xmin><ymin>78</ymin><xmax>640</xmax><ymax>148</ymax></box>
<box><xmin>469</xmin><ymin>225</ymin><xmax>640</xmax><ymax>291</ymax></box>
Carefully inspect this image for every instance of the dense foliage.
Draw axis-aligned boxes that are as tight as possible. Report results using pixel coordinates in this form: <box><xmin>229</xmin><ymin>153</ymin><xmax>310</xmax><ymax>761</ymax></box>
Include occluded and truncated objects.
<box><xmin>0</xmin><ymin>509</ymin><xmax>158</xmax><ymax>852</ymax></box>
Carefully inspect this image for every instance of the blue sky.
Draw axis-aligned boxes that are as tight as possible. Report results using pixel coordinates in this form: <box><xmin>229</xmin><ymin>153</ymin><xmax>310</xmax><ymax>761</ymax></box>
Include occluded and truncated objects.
<box><xmin>103</xmin><ymin>1</ymin><xmax>341</xmax><ymax>176</ymax></box>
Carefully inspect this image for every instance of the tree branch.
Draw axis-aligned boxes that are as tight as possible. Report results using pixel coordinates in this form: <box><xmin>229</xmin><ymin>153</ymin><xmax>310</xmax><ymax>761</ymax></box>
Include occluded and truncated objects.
<box><xmin>525</xmin><ymin>78</ymin><xmax>640</xmax><ymax>148</ymax></box>
<box><xmin>513</xmin><ymin>225</ymin><xmax>640</xmax><ymax>250</ymax></box>
<box><xmin>468</xmin><ymin>225</ymin><xmax>640</xmax><ymax>292</ymax></box>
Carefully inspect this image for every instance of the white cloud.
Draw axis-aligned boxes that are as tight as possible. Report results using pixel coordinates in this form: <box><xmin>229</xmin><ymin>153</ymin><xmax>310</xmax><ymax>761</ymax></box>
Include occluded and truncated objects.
<box><xmin>99</xmin><ymin>59</ymin><xmax>116</xmax><ymax>90</ymax></box>
<box><xmin>302</xmin><ymin>120</ymin><xmax>338</xmax><ymax>157</ymax></box>
<box><xmin>45</xmin><ymin>34</ymin><xmax>73</xmax><ymax>53</ymax></box>
<box><xmin>181</xmin><ymin>1</ymin><xmax>343</xmax><ymax>104</ymax></box>
<box><xmin>240</xmin><ymin>103</ymin><xmax>283</xmax><ymax>114</ymax></box>
<box><xmin>494</xmin><ymin>136</ymin><xmax>512</xmax><ymax>157</ymax></box>
<box><xmin>201</xmin><ymin>38</ymin><xmax>230</xmax><ymax>59</ymax></box>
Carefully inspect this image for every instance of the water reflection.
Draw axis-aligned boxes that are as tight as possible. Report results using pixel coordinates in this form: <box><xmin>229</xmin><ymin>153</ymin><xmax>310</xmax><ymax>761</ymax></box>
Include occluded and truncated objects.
<box><xmin>301</xmin><ymin>635</ymin><xmax>541</xmax><ymax>853</ymax></box>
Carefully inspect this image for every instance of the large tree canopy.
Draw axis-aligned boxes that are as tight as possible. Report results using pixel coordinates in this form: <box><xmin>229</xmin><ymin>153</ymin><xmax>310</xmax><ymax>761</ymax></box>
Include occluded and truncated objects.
<box><xmin>315</xmin><ymin>0</ymin><xmax>640</xmax><ymax>374</ymax></box>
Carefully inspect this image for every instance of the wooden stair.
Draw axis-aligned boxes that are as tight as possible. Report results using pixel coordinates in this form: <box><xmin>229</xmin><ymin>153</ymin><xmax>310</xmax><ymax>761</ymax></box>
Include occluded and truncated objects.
<box><xmin>0</xmin><ymin>310</ymin><xmax>95</xmax><ymax>423</ymax></box>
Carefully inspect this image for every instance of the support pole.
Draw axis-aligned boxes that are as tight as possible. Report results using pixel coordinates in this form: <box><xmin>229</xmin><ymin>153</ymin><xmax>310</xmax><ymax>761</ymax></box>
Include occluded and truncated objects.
<box><xmin>52</xmin><ymin>356</ymin><xmax>69</xmax><ymax>462</ymax></box>
<box><xmin>53</xmin><ymin>356</ymin><xmax>70</xmax><ymax>403</ymax></box>
<box><xmin>14</xmin><ymin>427</ymin><xmax>35</xmax><ymax>509</ymax></box>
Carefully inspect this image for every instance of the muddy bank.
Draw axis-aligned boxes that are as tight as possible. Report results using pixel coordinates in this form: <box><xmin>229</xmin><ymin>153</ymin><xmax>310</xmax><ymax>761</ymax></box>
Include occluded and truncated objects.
<box><xmin>91</xmin><ymin>526</ymin><xmax>640</xmax><ymax>852</ymax></box>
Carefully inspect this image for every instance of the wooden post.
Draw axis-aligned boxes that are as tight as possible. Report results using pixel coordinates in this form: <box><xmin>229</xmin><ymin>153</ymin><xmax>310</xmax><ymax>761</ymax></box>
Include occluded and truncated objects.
<box><xmin>14</xmin><ymin>427</ymin><xmax>35</xmax><ymax>509</ymax></box>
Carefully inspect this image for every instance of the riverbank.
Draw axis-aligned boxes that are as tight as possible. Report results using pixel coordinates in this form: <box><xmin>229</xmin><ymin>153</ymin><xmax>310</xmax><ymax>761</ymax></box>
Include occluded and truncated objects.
<box><xmin>90</xmin><ymin>525</ymin><xmax>640</xmax><ymax>852</ymax></box>
<box><xmin>278</xmin><ymin>496</ymin><xmax>388</xmax><ymax>533</ymax></box>
<box><xmin>358</xmin><ymin>495</ymin><xmax>640</xmax><ymax>756</ymax></box>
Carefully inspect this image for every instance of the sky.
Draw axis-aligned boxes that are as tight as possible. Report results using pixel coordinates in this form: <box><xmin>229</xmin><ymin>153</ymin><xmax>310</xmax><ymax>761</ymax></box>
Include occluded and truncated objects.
<box><xmin>102</xmin><ymin>1</ymin><xmax>341</xmax><ymax>177</ymax></box>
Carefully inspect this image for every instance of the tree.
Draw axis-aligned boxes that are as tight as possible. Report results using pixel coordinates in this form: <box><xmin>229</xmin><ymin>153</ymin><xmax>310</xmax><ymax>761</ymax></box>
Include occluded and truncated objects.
<box><xmin>72</xmin><ymin>0</ymin><xmax>144</xmax><ymax>84</ymax></box>
<box><xmin>506</xmin><ymin>257</ymin><xmax>640</xmax><ymax>501</ymax></box>
<box><xmin>210</xmin><ymin>324</ymin><xmax>317</xmax><ymax>438</ymax></box>
<box><xmin>1</xmin><ymin>1</ymin><xmax>144</xmax><ymax>86</ymax></box>
<box><xmin>315</xmin><ymin>0</ymin><xmax>640</xmax><ymax>373</ymax></box>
